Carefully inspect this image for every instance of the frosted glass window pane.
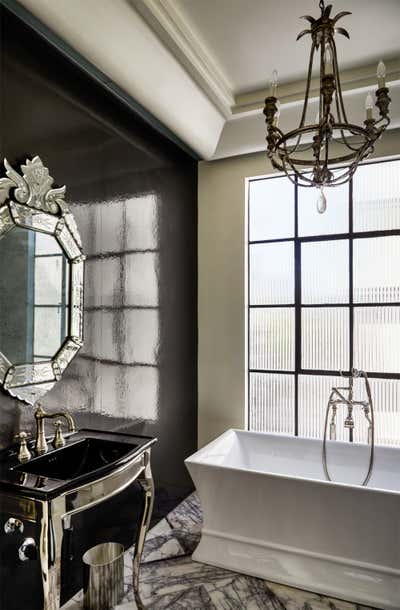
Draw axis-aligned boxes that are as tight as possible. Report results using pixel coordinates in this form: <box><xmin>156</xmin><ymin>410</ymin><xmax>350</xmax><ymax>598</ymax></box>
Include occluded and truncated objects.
<box><xmin>249</xmin><ymin>177</ymin><xmax>294</xmax><ymax>240</ymax></box>
<box><xmin>249</xmin><ymin>373</ymin><xmax>294</xmax><ymax>434</ymax></box>
<box><xmin>250</xmin><ymin>242</ymin><xmax>294</xmax><ymax>305</ymax></box>
<box><xmin>353</xmin><ymin>236</ymin><xmax>400</xmax><ymax>303</ymax></box>
<box><xmin>302</xmin><ymin>308</ymin><xmax>349</xmax><ymax>370</ymax></box>
<box><xmin>34</xmin><ymin>307</ymin><xmax>66</xmax><ymax>358</ymax></box>
<box><xmin>353</xmin><ymin>159</ymin><xmax>400</xmax><ymax>232</ymax></box>
<box><xmin>299</xmin><ymin>375</ymin><xmax>361</xmax><ymax>441</ymax></box>
<box><xmin>298</xmin><ymin>181</ymin><xmax>348</xmax><ymax>236</ymax></box>
<box><xmin>354</xmin><ymin>306</ymin><xmax>400</xmax><ymax>374</ymax></box>
<box><xmin>250</xmin><ymin>308</ymin><xmax>294</xmax><ymax>371</ymax></box>
<box><xmin>302</xmin><ymin>240</ymin><xmax>349</xmax><ymax>304</ymax></box>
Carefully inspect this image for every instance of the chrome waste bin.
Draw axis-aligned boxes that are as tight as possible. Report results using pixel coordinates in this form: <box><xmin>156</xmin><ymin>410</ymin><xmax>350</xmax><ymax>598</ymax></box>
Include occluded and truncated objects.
<box><xmin>82</xmin><ymin>542</ymin><xmax>124</xmax><ymax>610</ymax></box>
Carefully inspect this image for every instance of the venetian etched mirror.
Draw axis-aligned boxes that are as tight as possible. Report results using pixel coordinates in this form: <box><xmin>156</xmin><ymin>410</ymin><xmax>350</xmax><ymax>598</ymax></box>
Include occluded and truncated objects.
<box><xmin>0</xmin><ymin>157</ymin><xmax>84</xmax><ymax>404</ymax></box>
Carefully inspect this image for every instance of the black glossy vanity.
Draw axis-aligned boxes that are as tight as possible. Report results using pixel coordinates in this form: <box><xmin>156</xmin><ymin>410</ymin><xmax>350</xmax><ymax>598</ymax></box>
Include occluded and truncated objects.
<box><xmin>0</xmin><ymin>429</ymin><xmax>156</xmax><ymax>610</ymax></box>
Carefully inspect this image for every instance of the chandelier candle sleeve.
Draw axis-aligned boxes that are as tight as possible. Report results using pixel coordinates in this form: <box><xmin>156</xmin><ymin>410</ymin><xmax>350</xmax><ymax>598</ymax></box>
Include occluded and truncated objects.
<box><xmin>263</xmin><ymin>0</ymin><xmax>391</xmax><ymax>213</ymax></box>
<box><xmin>377</xmin><ymin>60</ymin><xmax>386</xmax><ymax>88</ymax></box>
<box><xmin>365</xmin><ymin>93</ymin><xmax>374</xmax><ymax>120</ymax></box>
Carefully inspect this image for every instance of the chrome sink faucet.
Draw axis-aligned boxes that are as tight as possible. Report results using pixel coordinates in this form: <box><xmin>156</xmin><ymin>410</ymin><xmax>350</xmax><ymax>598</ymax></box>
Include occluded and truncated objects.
<box><xmin>34</xmin><ymin>403</ymin><xmax>76</xmax><ymax>455</ymax></box>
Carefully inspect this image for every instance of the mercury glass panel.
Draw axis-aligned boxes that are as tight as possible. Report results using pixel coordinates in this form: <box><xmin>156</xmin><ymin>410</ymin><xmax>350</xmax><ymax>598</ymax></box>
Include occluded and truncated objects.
<box><xmin>354</xmin><ymin>306</ymin><xmax>400</xmax><ymax>374</ymax></box>
<box><xmin>302</xmin><ymin>307</ymin><xmax>349</xmax><ymax>370</ymax></box>
<box><xmin>250</xmin><ymin>308</ymin><xmax>294</xmax><ymax>371</ymax></box>
<box><xmin>353</xmin><ymin>236</ymin><xmax>400</xmax><ymax>303</ymax></box>
<box><xmin>250</xmin><ymin>242</ymin><xmax>294</xmax><ymax>305</ymax></box>
<box><xmin>298</xmin><ymin>179</ymin><xmax>348</xmax><ymax>236</ymax></box>
<box><xmin>249</xmin><ymin>177</ymin><xmax>294</xmax><ymax>241</ymax></box>
<box><xmin>299</xmin><ymin>374</ymin><xmax>367</xmax><ymax>442</ymax></box>
<box><xmin>353</xmin><ymin>159</ymin><xmax>400</xmax><ymax>232</ymax></box>
<box><xmin>302</xmin><ymin>240</ymin><xmax>349</xmax><ymax>304</ymax></box>
<box><xmin>249</xmin><ymin>372</ymin><xmax>294</xmax><ymax>434</ymax></box>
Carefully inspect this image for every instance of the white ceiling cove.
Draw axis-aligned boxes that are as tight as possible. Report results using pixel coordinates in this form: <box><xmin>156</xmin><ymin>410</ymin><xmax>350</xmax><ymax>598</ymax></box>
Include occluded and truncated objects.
<box><xmin>17</xmin><ymin>0</ymin><xmax>400</xmax><ymax>159</ymax></box>
<box><xmin>171</xmin><ymin>0</ymin><xmax>400</xmax><ymax>94</ymax></box>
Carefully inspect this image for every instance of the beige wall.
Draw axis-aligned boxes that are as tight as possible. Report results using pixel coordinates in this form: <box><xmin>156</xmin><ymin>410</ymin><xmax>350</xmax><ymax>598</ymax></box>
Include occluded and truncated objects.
<box><xmin>198</xmin><ymin>129</ymin><xmax>400</xmax><ymax>448</ymax></box>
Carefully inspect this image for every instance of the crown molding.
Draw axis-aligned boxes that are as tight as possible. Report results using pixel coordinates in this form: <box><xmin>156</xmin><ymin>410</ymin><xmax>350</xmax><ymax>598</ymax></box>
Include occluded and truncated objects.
<box><xmin>129</xmin><ymin>0</ymin><xmax>234</xmax><ymax>118</ymax></box>
<box><xmin>233</xmin><ymin>58</ymin><xmax>400</xmax><ymax>115</ymax></box>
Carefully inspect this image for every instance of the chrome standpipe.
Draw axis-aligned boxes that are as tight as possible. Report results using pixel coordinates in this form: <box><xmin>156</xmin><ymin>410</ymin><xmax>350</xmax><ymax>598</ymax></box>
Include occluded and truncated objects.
<box><xmin>322</xmin><ymin>368</ymin><xmax>375</xmax><ymax>486</ymax></box>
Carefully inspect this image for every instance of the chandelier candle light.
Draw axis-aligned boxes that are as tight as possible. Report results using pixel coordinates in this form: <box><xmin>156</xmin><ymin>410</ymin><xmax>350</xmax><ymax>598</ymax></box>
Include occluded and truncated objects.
<box><xmin>263</xmin><ymin>0</ymin><xmax>391</xmax><ymax>213</ymax></box>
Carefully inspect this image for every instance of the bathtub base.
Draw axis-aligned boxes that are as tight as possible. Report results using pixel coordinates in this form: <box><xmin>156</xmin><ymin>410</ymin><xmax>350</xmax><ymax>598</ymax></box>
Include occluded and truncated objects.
<box><xmin>194</xmin><ymin>529</ymin><xmax>399</xmax><ymax>610</ymax></box>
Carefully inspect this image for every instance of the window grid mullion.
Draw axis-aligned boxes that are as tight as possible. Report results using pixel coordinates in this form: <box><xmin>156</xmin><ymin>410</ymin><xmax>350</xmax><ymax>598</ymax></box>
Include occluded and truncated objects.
<box><xmin>247</xmin><ymin>158</ymin><xmax>400</xmax><ymax>439</ymax></box>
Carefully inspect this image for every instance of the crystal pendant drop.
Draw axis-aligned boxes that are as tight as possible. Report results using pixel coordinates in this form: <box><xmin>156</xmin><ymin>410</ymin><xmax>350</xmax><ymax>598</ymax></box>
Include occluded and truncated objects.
<box><xmin>317</xmin><ymin>187</ymin><xmax>327</xmax><ymax>214</ymax></box>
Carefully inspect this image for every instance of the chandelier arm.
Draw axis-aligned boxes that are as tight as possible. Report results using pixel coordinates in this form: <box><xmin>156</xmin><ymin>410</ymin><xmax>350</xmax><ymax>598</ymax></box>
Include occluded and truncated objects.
<box><xmin>331</xmin><ymin>36</ymin><xmax>350</xmax><ymax>125</ymax></box>
<box><xmin>275</xmin><ymin>122</ymin><xmax>376</xmax><ymax>149</ymax></box>
<box><xmin>299</xmin><ymin>41</ymin><xmax>318</xmax><ymax>130</ymax></box>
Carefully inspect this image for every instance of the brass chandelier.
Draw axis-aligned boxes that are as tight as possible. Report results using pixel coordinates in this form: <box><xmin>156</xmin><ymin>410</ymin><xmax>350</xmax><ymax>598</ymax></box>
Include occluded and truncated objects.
<box><xmin>263</xmin><ymin>0</ymin><xmax>391</xmax><ymax>213</ymax></box>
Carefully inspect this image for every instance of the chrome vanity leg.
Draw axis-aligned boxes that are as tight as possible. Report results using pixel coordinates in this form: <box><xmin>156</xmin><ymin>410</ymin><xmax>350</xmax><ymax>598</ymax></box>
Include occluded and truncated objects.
<box><xmin>133</xmin><ymin>451</ymin><xmax>154</xmax><ymax>599</ymax></box>
<box><xmin>39</xmin><ymin>498</ymin><xmax>65</xmax><ymax>610</ymax></box>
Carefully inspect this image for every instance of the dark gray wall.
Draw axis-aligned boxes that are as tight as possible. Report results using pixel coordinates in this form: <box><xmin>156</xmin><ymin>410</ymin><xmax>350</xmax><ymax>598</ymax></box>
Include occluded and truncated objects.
<box><xmin>0</xmin><ymin>6</ymin><xmax>197</xmax><ymax>516</ymax></box>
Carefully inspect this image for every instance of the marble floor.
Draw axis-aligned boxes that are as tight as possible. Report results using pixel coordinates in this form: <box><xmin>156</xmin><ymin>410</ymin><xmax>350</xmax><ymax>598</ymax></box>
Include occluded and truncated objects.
<box><xmin>64</xmin><ymin>493</ymin><xmax>379</xmax><ymax>610</ymax></box>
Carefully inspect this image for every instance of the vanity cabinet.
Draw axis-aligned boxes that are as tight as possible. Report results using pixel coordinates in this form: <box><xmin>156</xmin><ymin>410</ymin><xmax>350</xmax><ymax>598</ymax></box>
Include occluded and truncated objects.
<box><xmin>0</xmin><ymin>430</ymin><xmax>156</xmax><ymax>610</ymax></box>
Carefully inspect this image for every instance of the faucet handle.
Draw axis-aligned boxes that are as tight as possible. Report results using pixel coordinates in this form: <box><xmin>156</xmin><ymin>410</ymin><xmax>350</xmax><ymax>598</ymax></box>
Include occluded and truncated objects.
<box><xmin>14</xmin><ymin>432</ymin><xmax>32</xmax><ymax>463</ymax></box>
<box><xmin>53</xmin><ymin>420</ymin><xmax>66</xmax><ymax>449</ymax></box>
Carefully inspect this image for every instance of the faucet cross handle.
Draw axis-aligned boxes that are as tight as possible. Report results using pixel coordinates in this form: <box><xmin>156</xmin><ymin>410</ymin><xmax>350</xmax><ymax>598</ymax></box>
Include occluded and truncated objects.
<box><xmin>14</xmin><ymin>432</ymin><xmax>32</xmax><ymax>463</ymax></box>
<box><xmin>53</xmin><ymin>421</ymin><xmax>66</xmax><ymax>448</ymax></box>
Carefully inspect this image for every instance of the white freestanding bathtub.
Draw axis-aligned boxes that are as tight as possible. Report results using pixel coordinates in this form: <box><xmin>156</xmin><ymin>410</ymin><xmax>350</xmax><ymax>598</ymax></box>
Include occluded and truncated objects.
<box><xmin>185</xmin><ymin>429</ymin><xmax>400</xmax><ymax>609</ymax></box>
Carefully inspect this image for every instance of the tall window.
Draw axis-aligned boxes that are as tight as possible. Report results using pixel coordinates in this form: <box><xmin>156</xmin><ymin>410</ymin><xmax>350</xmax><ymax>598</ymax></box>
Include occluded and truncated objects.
<box><xmin>247</xmin><ymin>158</ymin><xmax>400</xmax><ymax>446</ymax></box>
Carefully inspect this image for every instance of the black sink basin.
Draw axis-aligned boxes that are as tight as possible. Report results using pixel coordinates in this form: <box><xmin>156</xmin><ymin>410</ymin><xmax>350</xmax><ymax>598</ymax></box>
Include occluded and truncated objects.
<box><xmin>14</xmin><ymin>437</ymin><xmax>136</xmax><ymax>481</ymax></box>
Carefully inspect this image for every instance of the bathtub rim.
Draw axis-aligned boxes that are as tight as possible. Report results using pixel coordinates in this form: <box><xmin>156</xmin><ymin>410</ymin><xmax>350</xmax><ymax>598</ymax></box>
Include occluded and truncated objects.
<box><xmin>185</xmin><ymin>428</ymin><xmax>400</xmax><ymax>497</ymax></box>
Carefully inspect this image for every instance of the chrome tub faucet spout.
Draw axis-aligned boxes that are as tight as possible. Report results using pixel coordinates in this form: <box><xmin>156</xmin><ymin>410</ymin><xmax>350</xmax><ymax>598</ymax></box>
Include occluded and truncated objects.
<box><xmin>34</xmin><ymin>403</ymin><xmax>76</xmax><ymax>455</ymax></box>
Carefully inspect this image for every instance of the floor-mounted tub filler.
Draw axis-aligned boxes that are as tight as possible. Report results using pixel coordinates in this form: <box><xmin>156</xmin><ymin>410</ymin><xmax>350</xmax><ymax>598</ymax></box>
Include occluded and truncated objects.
<box><xmin>185</xmin><ymin>430</ymin><xmax>400</xmax><ymax>609</ymax></box>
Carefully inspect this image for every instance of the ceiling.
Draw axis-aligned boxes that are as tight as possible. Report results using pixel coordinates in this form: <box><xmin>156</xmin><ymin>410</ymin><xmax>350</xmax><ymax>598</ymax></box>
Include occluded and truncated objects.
<box><xmin>171</xmin><ymin>0</ymin><xmax>400</xmax><ymax>95</ymax></box>
<box><xmin>14</xmin><ymin>0</ymin><xmax>400</xmax><ymax>159</ymax></box>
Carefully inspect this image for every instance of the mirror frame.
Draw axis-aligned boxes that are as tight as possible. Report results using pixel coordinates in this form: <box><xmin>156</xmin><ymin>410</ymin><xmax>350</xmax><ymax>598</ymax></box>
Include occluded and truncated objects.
<box><xmin>0</xmin><ymin>156</ymin><xmax>85</xmax><ymax>404</ymax></box>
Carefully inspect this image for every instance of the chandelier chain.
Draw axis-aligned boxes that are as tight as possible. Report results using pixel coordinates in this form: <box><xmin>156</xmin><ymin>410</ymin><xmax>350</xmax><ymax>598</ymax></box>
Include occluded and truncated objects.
<box><xmin>319</xmin><ymin>0</ymin><xmax>325</xmax><ymax>11</ymax></box>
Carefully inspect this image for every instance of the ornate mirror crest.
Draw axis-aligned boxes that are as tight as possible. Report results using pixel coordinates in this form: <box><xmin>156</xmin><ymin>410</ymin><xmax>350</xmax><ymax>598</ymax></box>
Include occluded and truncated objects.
<box><xmin>0</xmin><ymin>156</ymin><xmax>85</xmax><ymax>404</ymax></box>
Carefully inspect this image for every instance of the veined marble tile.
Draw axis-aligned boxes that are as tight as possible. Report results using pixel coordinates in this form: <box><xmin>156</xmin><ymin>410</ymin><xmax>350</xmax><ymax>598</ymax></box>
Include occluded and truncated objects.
<box><xmin>146</xmin><ymin>517</ymin><xmax>173</xmax><ymax>540</ymax></box>
<box><xmin>165</xmin><ymin>492</ymin><xmax>203</xmax><ymax>533</ymax></box>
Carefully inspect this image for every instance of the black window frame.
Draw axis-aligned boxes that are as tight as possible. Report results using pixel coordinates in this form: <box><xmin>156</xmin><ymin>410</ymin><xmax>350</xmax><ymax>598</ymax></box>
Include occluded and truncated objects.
<box><xmin>247</xmin><ymin>156</ymin><xmax>400</xmax><ymax>436</ymax></box>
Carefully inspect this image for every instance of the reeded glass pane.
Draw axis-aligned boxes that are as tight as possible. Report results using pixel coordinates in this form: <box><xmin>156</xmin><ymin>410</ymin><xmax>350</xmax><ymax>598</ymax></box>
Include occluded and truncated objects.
<box><xmin>34</xmin><ymin>307</ymin><xmax>65</xmax><ymax>359</ymax></box>
<box><xmin>250</xmin><ymin>308</ymin><xmax>294</xmax><ymax>371</ymax></box>
<box><xmin>299</xmin><ymin>374</ymin><xmax>368</xmax><ymax>442</ymax></box>
<box><xmin>353</xmin><ymin>159</ymin><xmax>400</xmax><ymax>232</ymax></box>
<box><xmin>302</xmin><ymin>240</ymin><xmax>349</xmax><ymax>304</ymax></box>
<box><xmin>35</xmin><ymin>232</ymin><xmax>61</xmax><ymax>255</ymax></box>
<box><xmin>355</xmin><ymin>377</ymin><xmax>400</xmax><ymax>446</ymax></box>
<box><xmin>249</xmin><ymin>373</ymin><xmax>294</xmax><ymax>434</ymax></box>
<box><xmin>353</xmin><ymin>236</ymin><xmax>400</xmax><ymax>303</ymax></box>
<box><xmin>298</xmin><ymin>180</ymin><xmax>348</xmax><ymax>236</ymax></box>
<box><xmin>250</xmin><ymin>242</ymin><xmax>294</xmax><ymax>305</ymax></box>
<box><xmin>302</xmin><ymin>308</ymin><xmax>349</xmax><ymax>370</ymax></box>
<box><xmin>354</xmin><ymin>306</ymin><xmax>400</xmax><ymax>373</ymax></box>
<box><xmin>34</xmin><ymin>257</ymin><xmax>66</xmax><ymax>305</ymax></box>
<box><xmin>249</xmin><ymin>177</ymin><xmax>294</xmax><ymax>241</ymax></box>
